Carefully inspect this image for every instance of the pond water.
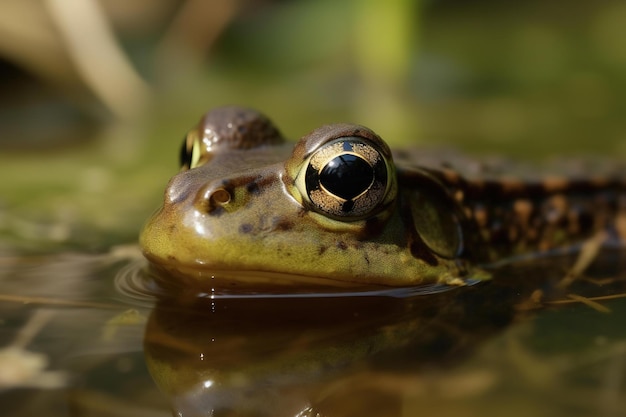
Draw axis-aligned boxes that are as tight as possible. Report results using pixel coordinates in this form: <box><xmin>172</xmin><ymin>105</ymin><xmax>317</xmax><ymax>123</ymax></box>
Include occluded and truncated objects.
<box><xmin>1</xmin><ymin>2</ymin><xmax>625</xmax><ymax>414</ymax></box>
<box><xmin>1</xmin><ymin>243</ymin><xmax>624</xmax><ymax>417</ymax></box>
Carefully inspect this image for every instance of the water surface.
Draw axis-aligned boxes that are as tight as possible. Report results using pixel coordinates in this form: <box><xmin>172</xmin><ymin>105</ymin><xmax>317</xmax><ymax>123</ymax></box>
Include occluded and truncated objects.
<box><xmin>1</xmin><ymin>245</ymin><xmax>624</xmax><ymax>417</ymax></box>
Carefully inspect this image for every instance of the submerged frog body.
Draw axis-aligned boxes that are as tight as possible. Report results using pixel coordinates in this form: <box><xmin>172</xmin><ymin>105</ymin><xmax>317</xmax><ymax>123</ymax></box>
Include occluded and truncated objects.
<box><xmin>140</xmin><ymin>106</ymin><xmax>626</xmax><ymax>287</ymax></box>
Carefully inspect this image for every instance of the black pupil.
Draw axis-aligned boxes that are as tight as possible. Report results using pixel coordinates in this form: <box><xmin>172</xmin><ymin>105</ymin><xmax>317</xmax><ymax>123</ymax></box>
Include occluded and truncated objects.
<box><xmin>319</xmin><ymin>154</ymin><xmax>374</xmax><ymax>200</ymax></box>
<box><xmin>179</xmin><ymin>136</ymin><xmax>191</xmax><ymax>167</ymax></box>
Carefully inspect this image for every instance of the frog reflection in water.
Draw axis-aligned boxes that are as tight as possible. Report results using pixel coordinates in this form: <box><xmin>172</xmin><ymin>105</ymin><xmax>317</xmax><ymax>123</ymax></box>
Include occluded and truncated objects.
<box><xmin>140</xmin><ymin>106</ymin><xmax>626</xmax><ymax>287</ymax></box>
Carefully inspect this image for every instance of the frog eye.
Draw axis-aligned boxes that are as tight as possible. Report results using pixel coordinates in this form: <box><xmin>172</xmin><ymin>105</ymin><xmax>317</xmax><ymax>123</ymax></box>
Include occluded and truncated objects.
<box><xmin>179</xmin><ymin>132</ymin><xmax>202</xmax><ymax>170</ymax></box>
<box><xmin>296</xmin><ymin>137</ymin><xmax>394</xmax><ymax>220</ymax></box>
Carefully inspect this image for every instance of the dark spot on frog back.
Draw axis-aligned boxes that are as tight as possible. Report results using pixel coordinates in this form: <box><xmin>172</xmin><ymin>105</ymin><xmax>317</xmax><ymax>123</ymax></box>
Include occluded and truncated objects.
<box><xmin>246</xmin><ymin>182</ymin><xmax>260</xmax><ymax>194</ymax></box>
<box><xmin>236</xmin><ymin>173</ymin><xmax>279</xmax><ymax>196</ymax></box>
<box><xmin>272</xmin><ymin>217</ymin><xmax>294</xmax><ymax>231</ymax></box>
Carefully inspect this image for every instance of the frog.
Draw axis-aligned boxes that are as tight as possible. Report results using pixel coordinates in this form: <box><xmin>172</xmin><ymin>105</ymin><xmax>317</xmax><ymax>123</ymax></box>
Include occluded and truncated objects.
<box><xmin>140</xmin><ymin>106</ymin><xmax>626</xmax><ymax>288</ymax></box>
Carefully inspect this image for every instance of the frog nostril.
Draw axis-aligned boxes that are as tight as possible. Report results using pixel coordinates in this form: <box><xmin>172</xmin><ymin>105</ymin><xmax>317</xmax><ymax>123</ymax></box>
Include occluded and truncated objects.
<box><xmin>195</xmin><ymin>186</ymin><xmax>232</xmax><ymax>213</ymax></box>
<box><xmin>210</xmin><ymin>188</ymin><xmax>231</xmax><ymax>206</ymax></box>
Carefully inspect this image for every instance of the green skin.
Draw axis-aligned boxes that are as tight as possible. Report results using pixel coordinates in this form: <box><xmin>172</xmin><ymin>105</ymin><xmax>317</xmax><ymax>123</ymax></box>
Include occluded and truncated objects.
<box><xmin>140</xmin><ymin>106</ymin><xmax>626</xmax><ymax>288</ymax></box>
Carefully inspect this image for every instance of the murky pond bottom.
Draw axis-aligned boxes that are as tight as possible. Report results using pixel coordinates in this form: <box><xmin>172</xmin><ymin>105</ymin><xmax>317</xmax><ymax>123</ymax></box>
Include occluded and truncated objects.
<box><xmin>0</xmin><ymin>247</ymin><xmax>625</xmax><ymax>417</ymax></box>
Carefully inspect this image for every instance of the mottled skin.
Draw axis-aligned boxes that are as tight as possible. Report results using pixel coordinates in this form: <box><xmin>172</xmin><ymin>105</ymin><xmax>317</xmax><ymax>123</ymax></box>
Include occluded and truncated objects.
<box><xmin>140</xmin><ymin>106</ymin><xmax>626</xmax><ymax>287</ymax></box>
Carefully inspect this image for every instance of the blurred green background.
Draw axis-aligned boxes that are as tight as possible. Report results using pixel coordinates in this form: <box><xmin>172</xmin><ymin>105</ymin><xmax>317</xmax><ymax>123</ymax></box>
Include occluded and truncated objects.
<box><xmin>1</xmin><ymin>0</ymin><xmax>625</xmax><ymax>250</ymax></box>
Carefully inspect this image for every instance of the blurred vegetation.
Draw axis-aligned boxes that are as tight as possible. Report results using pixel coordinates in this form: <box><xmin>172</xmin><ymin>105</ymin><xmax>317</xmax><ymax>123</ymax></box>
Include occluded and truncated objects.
<box><xmin>0</xmin><ymin>0</ymin><xmax>625</xmax><ymax>250</ymax></box>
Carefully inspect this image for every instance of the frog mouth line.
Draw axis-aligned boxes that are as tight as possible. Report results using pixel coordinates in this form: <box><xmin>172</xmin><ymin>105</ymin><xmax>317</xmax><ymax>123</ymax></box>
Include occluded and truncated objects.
<box><xmin>131</xmin><ymin>259</ymin><xmax>484</xmax><ymax>298</ymax></box>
